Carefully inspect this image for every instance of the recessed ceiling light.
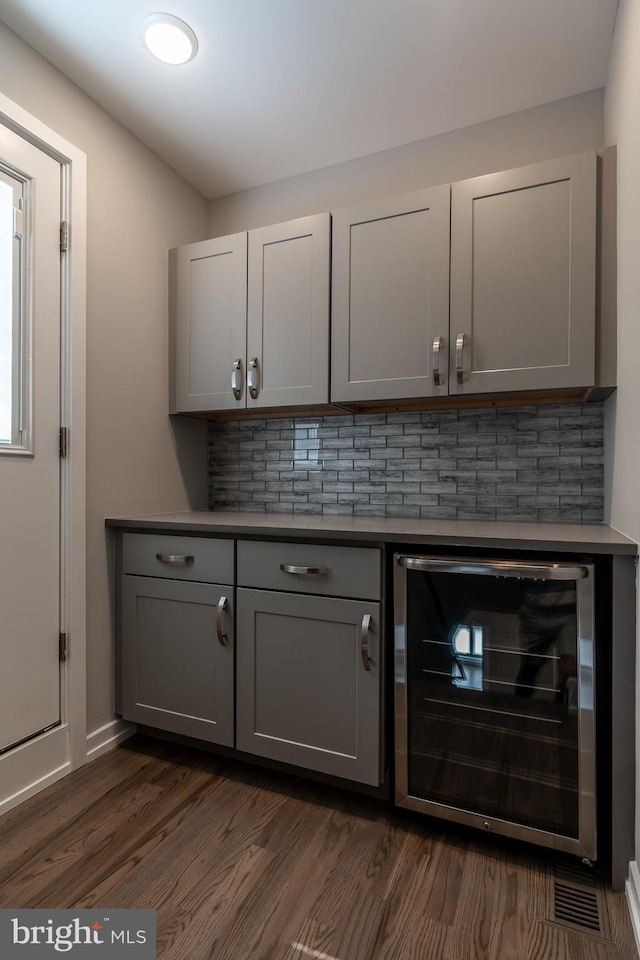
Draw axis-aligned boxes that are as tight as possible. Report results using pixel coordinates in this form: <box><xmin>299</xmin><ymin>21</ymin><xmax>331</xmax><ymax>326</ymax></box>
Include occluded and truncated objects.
<box><xmin>142</xmin><ymin>13</ymin><xmax>198</xmax><ymax>65</ymax></box>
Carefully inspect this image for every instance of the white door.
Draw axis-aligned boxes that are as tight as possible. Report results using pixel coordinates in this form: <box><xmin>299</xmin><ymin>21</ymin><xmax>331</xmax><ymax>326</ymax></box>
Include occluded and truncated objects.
<box><xmin>0</xmin><ymin>126</ymin><xmax>62</xmax><ymax>752</ymax></box>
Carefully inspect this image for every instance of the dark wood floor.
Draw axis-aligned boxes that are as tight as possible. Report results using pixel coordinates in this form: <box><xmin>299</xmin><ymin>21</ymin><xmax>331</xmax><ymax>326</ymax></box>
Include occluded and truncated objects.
<box><xmin>0</xmin><ymin>736</ymin><xmax>636</xmax><ymax>960</ymax></box>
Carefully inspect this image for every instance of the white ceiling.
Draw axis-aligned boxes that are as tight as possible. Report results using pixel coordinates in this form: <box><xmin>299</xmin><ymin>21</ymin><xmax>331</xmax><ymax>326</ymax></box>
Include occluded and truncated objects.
<box><xmin>0</xmin><ymin>0</ymin><xmax>619</xmax><ymax>200</ymax></box>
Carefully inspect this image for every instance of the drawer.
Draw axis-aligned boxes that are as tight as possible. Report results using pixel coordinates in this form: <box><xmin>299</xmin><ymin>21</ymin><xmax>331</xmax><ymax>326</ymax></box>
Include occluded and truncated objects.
<box><xmin>122</xmin><ymin>533</ymin><xmax>233</xmax><ymax>584</ymax></box>
<box><xmin>237</xmin><ymin>540</ymin><xmax>380</xmax><ymax>600</ymax></box>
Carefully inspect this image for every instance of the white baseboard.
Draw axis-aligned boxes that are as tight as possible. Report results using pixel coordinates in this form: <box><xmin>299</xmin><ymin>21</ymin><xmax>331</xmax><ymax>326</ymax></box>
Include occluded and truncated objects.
<box><xmin>0</xmin><ymin>726</ymin><xmax>71</xmax><ymax>817</ymax></box>
<box><xmin>86</xmin><ymin>718</ymin><xmax>136</xmax><ymax>760</ymax></box>
<box><xmin>0</xmin><ymin>721</ymin><xmax>136</xmax><ymax>818</ymax></box>
<box><xmin>626</xmin><ymin>861</ymin><xmax>640</xmax><ymax>957</ymax></box>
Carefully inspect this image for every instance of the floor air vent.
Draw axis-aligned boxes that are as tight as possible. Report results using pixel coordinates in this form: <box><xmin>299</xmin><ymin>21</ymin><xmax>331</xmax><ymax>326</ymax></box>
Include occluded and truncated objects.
<box><xmin>551</xmin><ymin>860</ymin><xmax>610</xmax><ymax>939</ymax></box>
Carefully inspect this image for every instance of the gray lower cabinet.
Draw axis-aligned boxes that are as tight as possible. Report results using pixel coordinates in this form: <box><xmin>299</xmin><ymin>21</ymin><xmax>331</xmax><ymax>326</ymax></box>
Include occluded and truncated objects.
<box><xmin>119</xmin><ymin>533</ymin><xmax>383</xmax><ymax>787</ymax></box>
<box><xmin>236</xmin><ymin>587</ymin><xmax>381</xmax><ymax>785</ymax></box>
<box><xmin>121</xmin><ymin>575</ymin><xmax>234</xmax><ymax>746</ymax></box>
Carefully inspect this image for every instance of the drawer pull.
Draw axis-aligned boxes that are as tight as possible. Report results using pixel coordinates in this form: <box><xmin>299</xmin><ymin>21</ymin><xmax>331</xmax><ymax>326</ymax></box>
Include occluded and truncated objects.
<box><xmin>279</xmin><ymin>563</ymin><xmax>330</xmax><ymax>576</ymax></box>
<box><xmin>361</xmin><ymin>614</ymin><xmax>372</xmax><ymax>671</ymax></box>
<box><xmin>156</xmin><ymin>553</ymin><xmax>194</xmax><ymax>564</ymax></box>
<box><xmin>216</xmin><ymin>595</ymin><xmax>228</xmax><ymax>646</ymax></box>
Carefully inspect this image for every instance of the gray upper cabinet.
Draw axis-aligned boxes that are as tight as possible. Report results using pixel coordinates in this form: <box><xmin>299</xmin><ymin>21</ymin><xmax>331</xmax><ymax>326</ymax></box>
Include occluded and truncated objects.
<box><xmin>172</xmin><ymin>152</ymin><xmax>599</xmax><ymax>413</ymax></box>
<box><xmin>331</xmin><ymin>186</ymin><xmax>451</xmax><ymax>402</ymax></box>
<box><xmin>247</xmin><ymin>214</ymin><xmax>330</xmax><ymax>408</ymax></box>
<box><xmin>174</xmin><ymin>232</ymin><xmax>248</xmax><ymax>413</ymax></box>
<box><xmin>172</xmin><ymin>213</ymin><xmax>330</xmax><ymax>413</ymax></box>
<box><xmin>450</xmin><ymin>152</ymin><xmax>596</xmax><ymax>394</ymax></box>
<box><xmin>331</xmin><ymin>152</ymin><xmax>597</xmax><ymax>404</ymax></box>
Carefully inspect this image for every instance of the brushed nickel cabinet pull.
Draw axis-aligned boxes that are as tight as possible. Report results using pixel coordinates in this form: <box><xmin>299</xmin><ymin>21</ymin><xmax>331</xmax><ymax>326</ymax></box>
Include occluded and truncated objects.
<box><xmin>156</xmin><ymin>553</ymin><xmax>194</xmax><ymax>564</ymax></box>
<box><xmin>432</xmin><ymin>335</ymin><xmax>443</xmax><ymax>386</ymax></box>
<box><xmin>231</xmin><ymin>358</ymin><xmax>244</xmax><ymax>400</ymax></box>
<box><xmin>216</xmin><ymin>595</ymin><xmax>228</xmax><ymax>646</ymax></box>
<box><xmin>361</xmin><ymin>613</ymin><xmax>372</xmax><ymax>671</ymax></box>
<box><xmin>456</xmin><ymin>332</ymin><xmax>465</xmax><ymax>384</ymax></box>
<box><xmin>248</xmin><ymin>356</ymin><xmax>260</xmax><ymax>399</ymax></box>
<box><xmin>279</xmin><ymin>563</ymin><xmax>330</xmax><ymax>576</ymax></box>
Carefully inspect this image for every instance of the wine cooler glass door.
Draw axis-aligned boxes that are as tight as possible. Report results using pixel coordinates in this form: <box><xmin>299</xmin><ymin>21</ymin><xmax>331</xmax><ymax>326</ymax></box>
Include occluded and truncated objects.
<box><xmin>394</xmin><ymin>555</ymin><xmax>595</xmax><ymax>859</ymax></box>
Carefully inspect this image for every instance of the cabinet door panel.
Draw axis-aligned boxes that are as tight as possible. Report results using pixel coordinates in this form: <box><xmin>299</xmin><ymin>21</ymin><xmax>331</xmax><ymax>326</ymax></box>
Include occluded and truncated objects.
<box><xmin>174</xmin><ymin>233</ymin><xmax>247</xmax><ymax>412</ymax></box>
<box><xmin>247</xmin><ymin>213</ymin><xmax>330</xmax><ymax>407</ymax></box>
<box><xmin>331</xmin><ymin>186</ymin><xmax>450</xmax><ymax>402</ymax></box>
<box><xmin>236</xmin><ymin>589</ymin><xmax>381</xmax><ymax>785</ymax></box>
<box><xmin>450</xmin><ymin>152</ymin><xmax>596</xmax><ymax>393</ymax></box>
<box><xmin>122</xmin><ymin>576</ymin><xmax>234</xmax><ymax>746</ymax></box>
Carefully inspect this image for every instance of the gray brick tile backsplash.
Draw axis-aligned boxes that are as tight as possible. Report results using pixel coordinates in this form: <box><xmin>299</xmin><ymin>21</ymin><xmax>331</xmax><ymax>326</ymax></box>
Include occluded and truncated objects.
<box><xmin>207</xmin><ymin>403</ymin><xmax>605</xmax><ymax>522</ymax></box>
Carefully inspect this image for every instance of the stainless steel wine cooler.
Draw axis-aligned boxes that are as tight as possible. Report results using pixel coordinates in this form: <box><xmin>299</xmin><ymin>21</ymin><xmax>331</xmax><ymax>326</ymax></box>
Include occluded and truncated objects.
<box><xmin>394</xmin><ymin>554</ymin><xmax>596</xmax><ymax>859</ymax></box>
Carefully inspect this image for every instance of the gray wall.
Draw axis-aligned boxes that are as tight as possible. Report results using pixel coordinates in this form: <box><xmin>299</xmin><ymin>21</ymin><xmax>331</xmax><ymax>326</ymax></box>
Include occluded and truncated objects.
<box><xmin>0</xmin><ymin>18</ymin><xmax>608</xmax><ymax>746</ymax></box>
<box><xmin>208</xmin><ymin>404</ymin><xmax>604</xmax><ymax>523</ymax></box>
<box><xmin>0</xmin><ymin>22</ymin><xmax>210</xmax><ymax>738</ymax></box>
<box><xmin>604</xmin><ymin>0</ymin><xmax>640</xmax><ymax>874</ymax></box>
<box><xmin>208</xmin><ymin>89</ymin><xmax>603</xmax><ymax>235</ymax></box>
<box><xmin>206</xmin><ymin>89</ymin><xmax>606</xmax><ymax>524</ymax></box>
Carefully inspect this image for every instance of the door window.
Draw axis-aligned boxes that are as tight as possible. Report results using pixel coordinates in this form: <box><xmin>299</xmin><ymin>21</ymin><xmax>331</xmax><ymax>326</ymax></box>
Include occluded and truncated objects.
<box><xmin>0</xmin><ymin>164</ymin><xmax>29</xmax><ymax>452</ymax></box>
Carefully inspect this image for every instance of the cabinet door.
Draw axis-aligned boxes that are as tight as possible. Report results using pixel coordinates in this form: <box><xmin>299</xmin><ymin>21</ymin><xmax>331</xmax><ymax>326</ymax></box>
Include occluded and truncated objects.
<box><xmin>236</xmin><ymin>589</ymin><xmax>381</xmax><ymax>785</ymax></box>
<box><xmin>121</xmin><ymin>576</ymin><xmax>234</xmax><ymax>746</ymax></box>
<box><xmin>331</xmin><ymin>186</ymin><xmax>451</xmax><ymax>402</ymax></box>
<box><xmin>450</xmin><ymin>152</ymin><xmax>596</xmax><ymax>394</ymax></box>
<box><xmin>247</xmin><ymin>213</ymin><xmax>330</xmax><ymax>408</ymax></box>
<box><xmin>174</xmin><ymin>233</ymin><xmax>247</xmax><ymax>412</ymax></box>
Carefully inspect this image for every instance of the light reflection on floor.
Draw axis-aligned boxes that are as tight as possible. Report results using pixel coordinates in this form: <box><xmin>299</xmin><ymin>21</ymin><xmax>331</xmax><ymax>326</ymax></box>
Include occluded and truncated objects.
<box><xmin>290</xmin><ymin>942</ymin><xmax>342</xmax><ymax>960</ymax></box>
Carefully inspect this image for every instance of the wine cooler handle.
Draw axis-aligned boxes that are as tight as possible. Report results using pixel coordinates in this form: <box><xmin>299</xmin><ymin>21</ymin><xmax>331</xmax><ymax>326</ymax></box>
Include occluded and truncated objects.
<box><xmin>397</xmin><ymin>556</ymin><xmax>589</xmax><ymax>581</ymax></box>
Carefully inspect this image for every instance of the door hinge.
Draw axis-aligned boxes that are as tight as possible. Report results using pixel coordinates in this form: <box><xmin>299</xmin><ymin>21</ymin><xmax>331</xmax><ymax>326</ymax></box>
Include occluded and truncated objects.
<box><xmin>13</xmin><ymin>201</ymin><xmax>24</xmax><ymax>240</ymax></box>
<box><xmin>60</xmin><ymin>220</ymin><xmax>69</xmax><ymax>253</ymax></box>
<box><xmin>59</xmin><ymin>632</ymin><xmax>68</xmax><ymax>662</ymax></box>
<box><xmin>59</xmin><ymin>427</ymin><xmax>68</xmax><ymax>458</ymax></box>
